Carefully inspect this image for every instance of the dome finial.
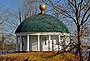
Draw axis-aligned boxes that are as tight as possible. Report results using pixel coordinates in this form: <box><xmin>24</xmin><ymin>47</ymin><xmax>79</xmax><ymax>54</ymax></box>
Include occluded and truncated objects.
<box><xmin>39</xmin><ymin>4</ymin><xmax>46</xmax><ymax>14</ymax></box>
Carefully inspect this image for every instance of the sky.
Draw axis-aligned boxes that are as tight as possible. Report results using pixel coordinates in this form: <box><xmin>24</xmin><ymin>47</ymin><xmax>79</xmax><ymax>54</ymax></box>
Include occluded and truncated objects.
<box><xmin>0</xmin><ymin>0</ymin><xmax>18</xmax><ymax>11</ymax></box>
<box><xmin>0</xmin><ymin>0</ymin><xmax>12</xmax><ymax>8</ymax></box>
<box><xmin>0</xmin><ymin>0</ymin><xmax>58</xmax><ymax>11</ymax></box>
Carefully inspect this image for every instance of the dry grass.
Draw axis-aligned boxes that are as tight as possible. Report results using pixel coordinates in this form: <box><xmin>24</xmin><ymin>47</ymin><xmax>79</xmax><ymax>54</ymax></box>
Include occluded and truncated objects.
<box><xmin>0</xmin><ymin>52</ymin><xmax>80</xmax><ymax>61</ymax></box>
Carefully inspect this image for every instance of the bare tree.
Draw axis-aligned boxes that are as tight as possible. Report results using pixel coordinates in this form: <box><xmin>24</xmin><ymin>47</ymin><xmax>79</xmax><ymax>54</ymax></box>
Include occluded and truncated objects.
<box><xmin>1</xmin><ymin>32</ymin><xmax>4</xmax><ymax>54</ymax></box>
<box><xmin>11</xmin><ymin>0</ymin><xmax>39</xmax><ymax>23</ymax></box>
<box><xmin>23</xmin><ymin>0</ymin><xmax>39</xmax><ymax>20</ymax></box>
<box><xmin>0</xmin><ymin>5</ymin><xmax>11</xmax><ymax>27</ymax></box>
<box><xmin>0</xmin><ymin>4</ymin><xmax>17</xmax><ymax>53</ymax></box>
<box><xmin>42</xmin><ymin>0</ymin><xmax>90</xmax><ymax>61</ymax></box>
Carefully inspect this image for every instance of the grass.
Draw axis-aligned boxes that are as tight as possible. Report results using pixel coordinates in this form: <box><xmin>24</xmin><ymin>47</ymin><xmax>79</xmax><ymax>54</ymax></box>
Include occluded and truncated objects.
<box><xmin>0</xmin><ymin>51</ymin><xmax>80</xmax><ymax>61</ymax></box>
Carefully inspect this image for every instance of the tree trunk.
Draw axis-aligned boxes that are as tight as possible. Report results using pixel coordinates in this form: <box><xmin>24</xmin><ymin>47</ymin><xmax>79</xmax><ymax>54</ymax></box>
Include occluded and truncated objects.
<box><xmin>88</xmin><ymin>51</ymin><xmax>90</xmax><ymax>61</ymax></box>
<box><xmin>77</xmin><ymin>25</ymin><xmax>83</xmax><ymax>61</ymax></box>
<box><xmin>2</xmin><ymin>32</ymin><xmax>4</xmax><ymax>54</ymax></box>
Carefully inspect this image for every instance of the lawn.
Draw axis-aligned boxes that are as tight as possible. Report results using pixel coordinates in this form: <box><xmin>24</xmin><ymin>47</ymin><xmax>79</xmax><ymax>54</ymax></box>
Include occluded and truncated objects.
<box><xmin>0</xmin><ymin>51</ymin><xmax>80</xmax><ymax>61</ymax></box>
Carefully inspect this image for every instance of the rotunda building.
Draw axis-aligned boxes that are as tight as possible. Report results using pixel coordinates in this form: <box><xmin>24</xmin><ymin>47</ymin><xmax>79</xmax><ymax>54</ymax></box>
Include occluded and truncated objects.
<box><xmin>15</xmin><ymin>4</ymin><xmax>70</xmax><ymax>51</ymax></box>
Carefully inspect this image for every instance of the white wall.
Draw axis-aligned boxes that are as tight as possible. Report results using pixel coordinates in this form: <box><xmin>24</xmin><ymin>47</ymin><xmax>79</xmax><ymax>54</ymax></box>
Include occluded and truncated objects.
<box><xmin>30</xmin><ymin>35</ymin><xmax>38</xmax><ymax>51</ymax></box>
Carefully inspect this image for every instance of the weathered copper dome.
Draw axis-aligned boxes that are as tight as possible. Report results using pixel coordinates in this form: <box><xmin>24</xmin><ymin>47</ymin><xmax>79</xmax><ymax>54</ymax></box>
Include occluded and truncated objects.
<box><xmin>15</xmin><ymin>14</ymin><xmax>69</xmax><ymax>33</ymax></box>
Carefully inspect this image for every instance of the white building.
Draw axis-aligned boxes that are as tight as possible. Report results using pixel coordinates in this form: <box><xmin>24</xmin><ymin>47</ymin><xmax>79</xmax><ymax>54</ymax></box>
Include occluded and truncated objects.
<box><xmin>15</xmin><ymin>4</ymin><xmax>70</xmax><ymax>51</ymax></box>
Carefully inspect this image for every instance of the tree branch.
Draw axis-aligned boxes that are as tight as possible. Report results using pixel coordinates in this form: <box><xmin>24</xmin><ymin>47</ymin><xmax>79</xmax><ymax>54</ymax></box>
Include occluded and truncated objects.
<box><xmin>78</xmin><ymin>0</ymin><xmax>83</xmax><ymax>8</ymax></box>
<box><xmin>54</xmin><ymin>4</ymin><xmax>77</xmax><ymax>25</ymax></box>
<box><xmin>68</xmin><ymin>0</ymin><xmax>75</xmax><ymax>7</ymax></box>
<box><xmin>81</xmin><ymin>7</ymin><xmax>90</xmax><ymax>25</ymax></box>
<box><xmin>78</xmin><ymin>0</ymin><xmax>83</xmax><ymax>22</ymax></box>
<box><xmin>54</xmin><ymin>0</ymin><xmax>61</xmax><ymax>5</ymax></box>
<box><xmin>81</xmin><ymin>0</ymin><xmax>90</xmax><ymax>10</ymax></box>
<box><xmin>68</xmin><ymin>1</ymin><xmax>76</xmax><ymax>14</ymax></box>
<box><xmin>82</xmin><ymin>13</ymin><xmax>90</xmax><ymax>24</ymax></box>
<box><xmin>42</xmin><ymin>0</ymin><xmax>52</xmax><ymax>7</ymax></box>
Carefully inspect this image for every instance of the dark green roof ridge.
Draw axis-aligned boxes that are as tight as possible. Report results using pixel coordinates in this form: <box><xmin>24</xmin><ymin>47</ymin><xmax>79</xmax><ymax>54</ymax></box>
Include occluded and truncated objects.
<box><xmin>15</xmin><ymin>14</ymin><xmax>69</xmax><ymax>33</ymax></box>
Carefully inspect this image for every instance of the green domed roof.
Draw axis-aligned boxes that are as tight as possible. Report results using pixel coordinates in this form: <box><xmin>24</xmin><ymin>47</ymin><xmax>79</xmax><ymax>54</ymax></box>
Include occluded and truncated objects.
<box><xmin>15</xmin><ymin>14</ymin><xmax>69</xmax><ymax>33</ymax></box>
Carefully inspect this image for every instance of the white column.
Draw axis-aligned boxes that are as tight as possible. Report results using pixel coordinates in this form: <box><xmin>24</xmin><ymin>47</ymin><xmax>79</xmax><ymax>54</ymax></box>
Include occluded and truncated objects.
<box><xmin>48</xmin><ymin>35</ymin><xmax>51</xmax><ymax>51</ymax></box>
<box><xmin>27</xmin><ymin>35</ymin><xmax>29</xmax><ymax>51</ymax></box>
<box><xmin>16</xmin><ymin>36</ymin><xmax>18</xmax><ymax>51</ymax></box>
<box><xmin>38</xmin><ymin>35</ymin><xmax>40</xmax><ymax>51</ymax></box>
<box><xmin>58</xmin><ymin>35</ymin><xmax>61</xmax><ymax>50</ymax></box>
<box><xmin>20</xmin><ymin>36</ymin><xmax>22</xmax><ymax>51</ymax></box>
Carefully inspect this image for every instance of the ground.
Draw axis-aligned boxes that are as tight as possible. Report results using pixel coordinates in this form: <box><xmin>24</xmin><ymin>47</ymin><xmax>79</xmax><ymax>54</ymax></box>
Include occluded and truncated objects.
<box><xmin>0</xmin><ymin>52</ymin><xmax>80</xmax><ymax>61</ymax></box>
